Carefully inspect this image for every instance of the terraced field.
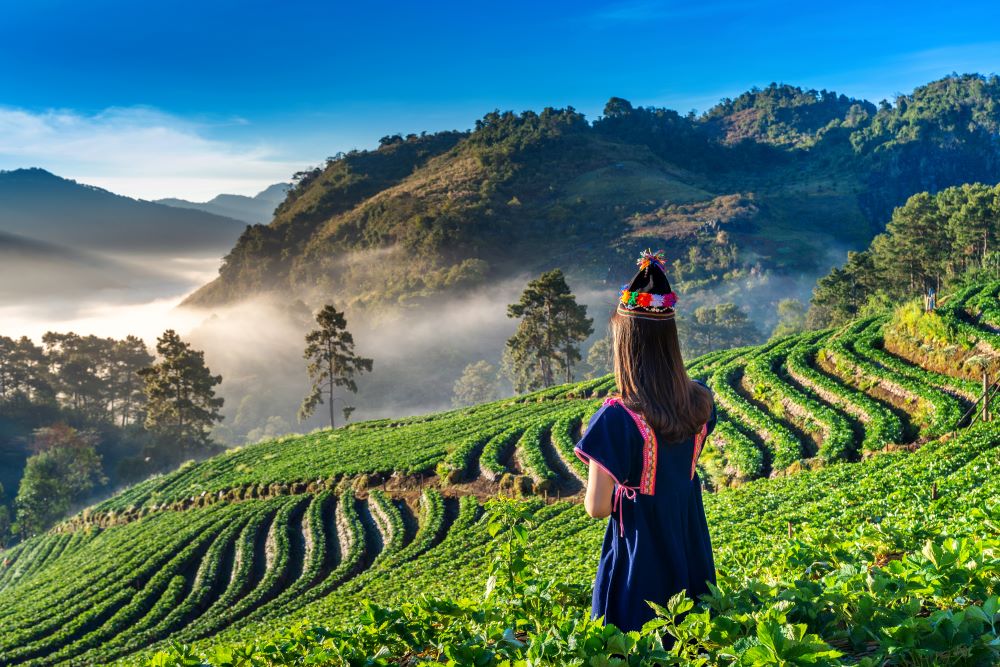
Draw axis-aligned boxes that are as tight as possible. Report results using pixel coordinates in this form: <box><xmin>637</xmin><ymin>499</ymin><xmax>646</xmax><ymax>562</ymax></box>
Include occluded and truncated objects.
<box><xmin>2</xmin><ymin>280</ymin><xmax>999</xmax><ymax>665</ymax></box>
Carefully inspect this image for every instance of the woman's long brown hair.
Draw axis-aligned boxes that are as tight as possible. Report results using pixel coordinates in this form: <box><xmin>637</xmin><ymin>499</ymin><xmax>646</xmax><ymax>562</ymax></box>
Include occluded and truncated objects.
<box><xmin>610</xmin><ymin>310</ymin><xmax>714</xmax><ymax>442</ymax></box>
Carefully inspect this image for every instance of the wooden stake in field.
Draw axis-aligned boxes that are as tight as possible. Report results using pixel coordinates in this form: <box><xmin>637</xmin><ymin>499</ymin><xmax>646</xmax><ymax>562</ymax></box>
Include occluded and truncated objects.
<box><xmin>983</xmin><ymin>372</ymin><xmax>990</xmax><ymax>423</ymax></box>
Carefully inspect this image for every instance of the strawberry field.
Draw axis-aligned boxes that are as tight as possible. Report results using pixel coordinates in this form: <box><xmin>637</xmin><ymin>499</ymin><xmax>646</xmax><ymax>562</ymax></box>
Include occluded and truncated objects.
<box><xmin>2</xmin><ymin>282</ymin><xmax>1000</xmax><ymax>665</ymax></box>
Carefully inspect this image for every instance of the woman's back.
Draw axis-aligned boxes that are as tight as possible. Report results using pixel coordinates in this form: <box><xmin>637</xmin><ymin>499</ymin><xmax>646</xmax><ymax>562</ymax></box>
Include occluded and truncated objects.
<box><xmin>577</xmin><ymin>247</ymin><xmax>719</xmax><ymax>637</ymax></box>
<box><xmin>577</xmin><ymin>380</ymin><xmax>717</xmax><ymax>634</ymax></box>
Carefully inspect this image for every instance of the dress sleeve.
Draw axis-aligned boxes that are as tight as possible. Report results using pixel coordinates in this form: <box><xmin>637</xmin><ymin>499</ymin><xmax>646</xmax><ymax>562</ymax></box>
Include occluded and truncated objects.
<box><xmin>573</xmin><ymin>404</ymin><xmax>638</xmax><ymax>485</ymax></box>
<box><xmin>693</xmin><ymin>378</ymin><xmax>718</xmax><ymax>437</ymax></box>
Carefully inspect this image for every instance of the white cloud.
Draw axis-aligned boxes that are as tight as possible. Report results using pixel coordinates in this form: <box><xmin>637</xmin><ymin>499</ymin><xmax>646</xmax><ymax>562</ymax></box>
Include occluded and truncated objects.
<box><xmin>0</xmin><ymin>105</ymin><xmax>304</xmax><ymax>200</ymax></box>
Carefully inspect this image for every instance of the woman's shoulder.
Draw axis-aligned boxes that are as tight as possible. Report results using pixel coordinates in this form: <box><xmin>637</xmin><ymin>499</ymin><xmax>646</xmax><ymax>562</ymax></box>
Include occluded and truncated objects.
<box><xmin>589</xmin><ymin>398</ymin><xmax>646</xmax><ymax>440</ymax></box>
<box><xmin>592</xmin><ymin>397</ymin><xmax>635</xmax><ymax>423</ymax></box>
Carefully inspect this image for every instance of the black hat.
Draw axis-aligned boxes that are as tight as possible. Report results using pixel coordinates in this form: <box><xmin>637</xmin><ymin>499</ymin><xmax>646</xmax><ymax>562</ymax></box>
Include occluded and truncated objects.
<box><xmin>616</xmin><ymin>248</ymin><xmax>678</xmax><ymax>321</ymax></box>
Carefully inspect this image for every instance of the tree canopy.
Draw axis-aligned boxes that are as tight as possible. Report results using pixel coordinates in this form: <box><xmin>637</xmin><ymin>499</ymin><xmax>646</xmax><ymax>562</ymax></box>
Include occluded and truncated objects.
<box><xmin>503</xmin><ymin>270</ymin><xmax>593</xmax><ymax>392</ymax></box>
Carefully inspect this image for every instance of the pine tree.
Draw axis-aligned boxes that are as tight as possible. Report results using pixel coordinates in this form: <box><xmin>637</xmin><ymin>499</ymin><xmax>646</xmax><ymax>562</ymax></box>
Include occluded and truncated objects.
<box><xmin>137</xmin><ymin>329</ymin><xmax>224</xmax><ymax>459</ymax></box>
<box><xmin>504</xmin><ymin>269</ymin><xmax>593</xmax><ymax>393</ymax></box>
<box><xmin>110</xmin><ymin>335</ymin><xmax>154</xmax><ymax>427</ymax></box>
<box><xmin>298</xmin><ymin>305</ymin><xmax>373</xmax><ymax>428</ymax></box>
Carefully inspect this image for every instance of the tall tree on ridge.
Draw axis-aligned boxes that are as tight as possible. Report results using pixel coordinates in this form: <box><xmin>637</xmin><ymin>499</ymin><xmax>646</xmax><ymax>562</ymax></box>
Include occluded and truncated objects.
<box><xmin>504</xmin><ymin>269</ymin><xmax>593</xmax><ymax>392</ymax></box>
<box><xmin>137</xmin><ymin>329</ymin><xmax>224</xmax><ymax>461</ymax></box>
<box><xmin>298</xmin><ymin>304</ymin><xmax>373</xmax><ymax>429</ymax></box>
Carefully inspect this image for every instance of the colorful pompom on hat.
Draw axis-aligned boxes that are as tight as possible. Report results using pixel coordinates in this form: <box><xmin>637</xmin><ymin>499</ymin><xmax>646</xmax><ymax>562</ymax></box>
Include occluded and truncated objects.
<box><xmin>616</xmin><ymin>248</ymin><xmax>678</xmax><ymax>321</ymax></box>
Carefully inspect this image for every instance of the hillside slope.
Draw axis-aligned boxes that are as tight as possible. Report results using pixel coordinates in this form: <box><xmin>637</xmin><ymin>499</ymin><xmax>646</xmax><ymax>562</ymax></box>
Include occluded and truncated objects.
<box><xmin>184</xmin><ymin>74</ymin><xmax>1000</xmax><ymax>316</ymax></box>
<box><xmin>2</xmin><ymin>280</ymin><xmax>999</xmax><ymax>665</ymax></box>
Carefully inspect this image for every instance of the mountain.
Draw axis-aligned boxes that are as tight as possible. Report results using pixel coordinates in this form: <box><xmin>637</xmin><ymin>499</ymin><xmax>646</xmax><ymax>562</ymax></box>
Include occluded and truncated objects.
<box><xmin>156</xmin><ymin>182</ymin><xmax>291</xmax><ymax>225</ymax></box>
<box><xmin>3</xmin><ymin>278</ymin><xmax>999</xmax><ymax>664</ymax></box>
<box><xmin>182</xmin><ymin>73</ymin><xmax>1000</xmax><ymax>315</ymax></box>
<box><xmin>0</xmin><ymin>168</ymin><xmax>248</xmax><ymax>255</ymax></box>
<box><xmin>0</xmin><ymin>229</ymin><xmax>183</xmax><ymax>302</ymax></box>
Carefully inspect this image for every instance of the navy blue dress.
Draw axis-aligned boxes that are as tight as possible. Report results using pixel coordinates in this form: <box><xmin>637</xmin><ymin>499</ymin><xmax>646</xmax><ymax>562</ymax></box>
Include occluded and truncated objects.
<box><xmin>574</xmin><ymin>380</ymin><xmax>718</xmax><ymax>635</ymax></box>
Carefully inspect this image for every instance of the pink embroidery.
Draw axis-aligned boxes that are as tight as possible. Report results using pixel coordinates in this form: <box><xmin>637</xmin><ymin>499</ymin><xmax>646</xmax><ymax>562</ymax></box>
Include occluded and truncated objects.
<box><xmin>581</xmin><ymin>397</ymin><xmax>709</xmax><ymax>538</ymax></box>
<box><xmin>602</xmin><ymin>396</ymin><xmax>657</xmax><ymax>495</ymax></box>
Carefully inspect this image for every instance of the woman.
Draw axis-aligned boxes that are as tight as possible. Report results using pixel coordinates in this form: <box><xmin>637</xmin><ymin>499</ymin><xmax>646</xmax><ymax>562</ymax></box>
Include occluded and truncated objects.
<box><xmin>574</xmin><ymin>248</ymin><xmax>718</xmax><ymax>635</ymax></box>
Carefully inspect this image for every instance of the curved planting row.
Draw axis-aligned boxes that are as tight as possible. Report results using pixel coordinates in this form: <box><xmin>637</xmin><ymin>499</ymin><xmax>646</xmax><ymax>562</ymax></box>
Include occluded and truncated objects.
<box><xmin>822</xmin><ymin>320</ymin><xmax>963</xmax><ymax>437</ymax></box>
<box><xmin>0</xmin><ymin>487</ymin><xmax>464</xmax><ymax>665</ymax></box>
<box><xmin>0</xmin><ymin>509</ymin><xmax>226</xmax><ymax>646</ymax></box>
<box><xmin>937</xmin><ymin>282</ymin><xmax>1000</xmax><ymax>352</ymax></box>
<box><xmin>514</xmin><ymin>421</ymin><xmax>559</xmax><ymax>492</ymax></box>
<box><xmin>550</xmin><ymin>406</ymin><xmax>591</xmax><ymax>480</ymax></box>
<box><xmin>854</xmin><ymin>324</ymin><xmax>979</xmax><ymax>400</ymax></box>
<box><xmin>0</xmin><ymin>504</ymin><xmax>237</xmax><ymax>665</ymax></box>
<box><xmin>479</xmin><ymin>424</ymin><xmax>526</xmax><ymax>482</ymax></box>
<box><xmin>785</xmin><ymin>344</ymin><xmax>904</xmax><ymax>452</ymax></box>
<box><xmin>706</xmin><ymin>413</ymin><xmax>765</xmax><ymax>481</ymax></box>
<box><xmin>162</xmin><ymin>486</ymin><xmax>454</xmax><ymax>653</ymax></box>
<box><xmin>743</xmin><ymin>343</ymin><xmax>856</xmax><ymax>463</ymax></box>
<box><xmin>435</xmin><ymin>428</ymin><xmax>503</xmax><ymax>483</ymax></box>
<box><xmin>709</xmin><ymin>361</ymin><xmax>805</xmax><ymax>473</ymax></box>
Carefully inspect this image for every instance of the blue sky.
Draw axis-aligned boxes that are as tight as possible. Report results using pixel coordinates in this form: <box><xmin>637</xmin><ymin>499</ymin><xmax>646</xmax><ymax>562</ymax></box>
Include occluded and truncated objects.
<box><xmin>2</xmin><ymin>0</ymin><xmax>1000</xmax><ymax>200</ymax></box>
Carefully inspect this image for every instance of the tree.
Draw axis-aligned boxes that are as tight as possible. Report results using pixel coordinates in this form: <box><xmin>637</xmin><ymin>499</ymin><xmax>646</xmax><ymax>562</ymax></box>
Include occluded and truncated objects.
<box><xmin>0</xmin><ymin>335</ymin><xmax>52</xmax><ymax>401</ymax></box>
<box><xmin>109</xmin><ymin>335</ymin><xmax>154</xmax><ymax>427</ymax></box>
<box><xmin>603</xmin><ymin>97</ymin><xmax>634</xmax><ymax>118</ymax></box>
<box><xmin>677</xmin><ymin>303</ymin><xmax>761</xmax><ymax>357</ymax></box>
<box><xmin>0</xmin><ymin>483</ymin><xmax>10</xmax><ymax>547</ymax></box>
<box><xmin>770</xmin><ymin>299</ymin><xmax>807</xmax><ymax>339</ymax></box>
<box><xmin>452</xmin><ymin>360</ymin><xmax>500</xmax><ymax>407</ymax></box>
<box><xmin>298</xmin><ymin>305</ymin><xmax>373</xmax><ymax>428</ymax></box>
<box><xmin>14</xmin><ymin>424</ymin><xmax>107</xmax><ymax>538</ymax></box>
<box><xmin>41</xmin><ymin>332</ymin><xmax>113</xmax><ymax>420</ymax></box>
<box><xmin>137</xmin><ymin>330</ymin><xmax>224</xmax><ymax>460</ymax></box>
<box><xmin>807</xmin><ymin>250</ymin><xmax>881</xmax><ymax>328</ymax></box>
<box><xmin>585</xmin><ymin>334</ymin><xmax>612</xmax><ymax>379</ymax></box>
<box><xmin>504</xmin><ymin>269</ymin><xmax>593</xmax><ymax>392</ymax></box>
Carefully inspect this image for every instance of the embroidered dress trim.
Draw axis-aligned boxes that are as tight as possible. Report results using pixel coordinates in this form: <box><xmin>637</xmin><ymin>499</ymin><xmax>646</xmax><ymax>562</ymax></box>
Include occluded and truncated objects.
<box><xmin>578</xmin><ymin>398</ymin><xmax>710</xmax><ymax>537</ymax></box>
<box><xmin>601</xmin><ymin>396</ymin><xmax>657</xmax><ymax>495</ymax></box>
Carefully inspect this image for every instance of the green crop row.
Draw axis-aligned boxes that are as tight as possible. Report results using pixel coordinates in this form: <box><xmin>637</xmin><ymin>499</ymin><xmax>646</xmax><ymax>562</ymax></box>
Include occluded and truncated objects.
<box><xmin>707</xmin><ymin>411</ymin><xmax>765</xmax><ymax>480</ymax></box>
<box><xmin>479</xmin><ymin>425</ymin><xmax>526</xmax><ymax>482</ymax></box>
<box><xmin>709</xmin><ymin>361</ymin><xmax>804</xmax><ymax>472</ymax></box>
<box><xmin>823</xmin><ymin>322</ymin><xmax>963</xmax><ymax>437</ymax></box>
<box><xmin>855</xmin><ymin>323</ymin><xmax>979</xmax><ymax>398</ymax></box>
<box><xmin>550</xmin><ymin>405</ymin><xmax>592</xmax><ymax>479</ymax></box>
<box><xmin>7</xmin><ymin>507</ymin><xmax>237</xmax><ymax>666</ymax></box>
<box><xmin>786</xmin><ymin>344</ymin><xmax>904</xmax><ymax>451</ymax></box>
<box><xmin>744</xmin><ymin>344</ymin><xmax>856</xmax><ymax>463</ymax></box>
<box><xmin>514</xmin><ymin>420</ymin><xmax>559</xmax><ymax>491</ymax></box>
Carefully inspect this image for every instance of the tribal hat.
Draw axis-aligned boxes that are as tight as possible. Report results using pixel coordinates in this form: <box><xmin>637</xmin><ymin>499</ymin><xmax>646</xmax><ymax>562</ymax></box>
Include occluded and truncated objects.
<box><xmin>616</xmin><ymin>248</ymin><xmax>678</xmax><ymax>321</ymax></box>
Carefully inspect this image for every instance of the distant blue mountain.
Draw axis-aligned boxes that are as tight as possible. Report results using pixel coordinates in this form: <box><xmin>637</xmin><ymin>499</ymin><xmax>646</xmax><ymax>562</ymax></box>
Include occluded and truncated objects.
<box><xmin>0</xmin><ymin>168</ymin><xmax>247</xmax><ymax>255</ymax></box>
<box><xmin>156</xmin><ymin>182</ymin><xmax>290</xmax><ymax>225</ymax></box>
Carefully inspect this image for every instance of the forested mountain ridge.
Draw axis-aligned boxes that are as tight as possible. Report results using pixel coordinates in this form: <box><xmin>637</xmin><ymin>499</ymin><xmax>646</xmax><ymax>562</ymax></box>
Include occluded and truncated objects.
<box><xmin>184</xmin><ymin>73</ymin><xmax>1000</xmax><ymax>314</ymax></box>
